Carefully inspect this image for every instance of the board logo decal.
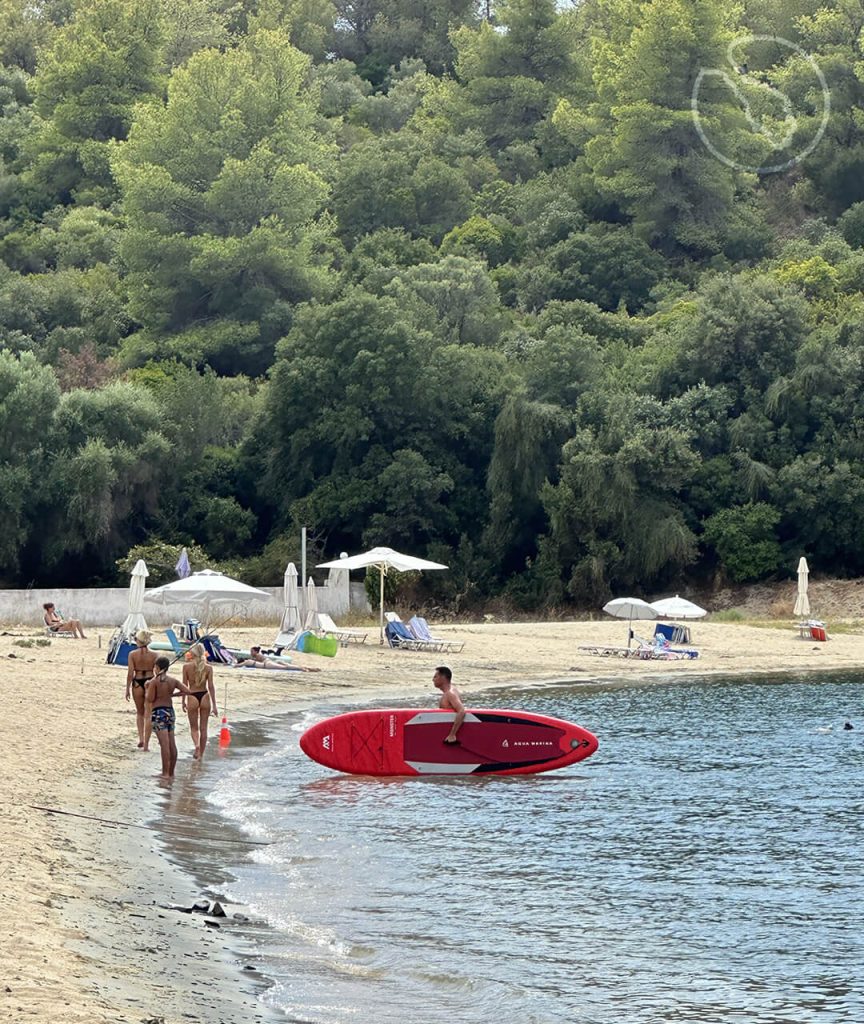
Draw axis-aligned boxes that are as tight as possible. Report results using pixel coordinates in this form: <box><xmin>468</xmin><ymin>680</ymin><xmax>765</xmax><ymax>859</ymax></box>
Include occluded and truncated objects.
<box><xmin>323</xmin><ymin>734</ymin><xmax>331</xmax><ymax>750</ymax></box>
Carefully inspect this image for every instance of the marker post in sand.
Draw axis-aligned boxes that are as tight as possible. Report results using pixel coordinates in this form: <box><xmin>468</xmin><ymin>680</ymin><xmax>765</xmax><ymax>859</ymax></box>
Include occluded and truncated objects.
<box><xmin>219</xmin><ymin>679</ymin><xmax>230</xmax><ymax>748</ymax></box>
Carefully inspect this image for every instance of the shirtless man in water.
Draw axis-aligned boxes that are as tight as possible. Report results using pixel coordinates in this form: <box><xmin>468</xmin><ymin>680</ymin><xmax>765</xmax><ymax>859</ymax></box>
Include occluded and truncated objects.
<box><xmin>145</xmin><ymin>656</ymin><xmax>192</xmax><ymax>779</ymax></box>
<box><xmin>433</xmin><ymin>666</ymin><xmax>465</xmax><ymax>744</ymax></box>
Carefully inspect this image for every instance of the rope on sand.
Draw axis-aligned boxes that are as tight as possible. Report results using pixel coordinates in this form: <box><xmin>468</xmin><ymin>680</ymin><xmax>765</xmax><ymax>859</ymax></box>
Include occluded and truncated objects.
<box><xmin>28</xmin><ymin>804</ymin><xmax>271</xmax><ymax>846</ymax></box>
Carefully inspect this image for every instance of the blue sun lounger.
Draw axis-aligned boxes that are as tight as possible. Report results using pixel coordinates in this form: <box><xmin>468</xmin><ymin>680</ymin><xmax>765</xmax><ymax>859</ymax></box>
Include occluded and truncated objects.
<box><xmin>408</xmin><ymin>616</ymin><xmax>464</xmax><ymax>654</ymax></box>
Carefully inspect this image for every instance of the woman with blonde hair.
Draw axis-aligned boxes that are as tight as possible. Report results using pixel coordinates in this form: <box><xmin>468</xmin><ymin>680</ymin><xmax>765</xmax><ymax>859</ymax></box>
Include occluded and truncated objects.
<box><xmin>126</xmin><ymin>629</ymin><xmax>158</xmax><ymax>750</ymax></box>
<box><xmin>182</xmin><ymin>643</ymin><xmax>217</xmax><ymax>760</ymax></box>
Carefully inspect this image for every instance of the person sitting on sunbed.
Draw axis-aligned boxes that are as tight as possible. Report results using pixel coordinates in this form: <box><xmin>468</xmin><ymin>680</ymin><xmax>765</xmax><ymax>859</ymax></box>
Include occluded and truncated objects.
<box><xmin>238</xmin><ymin>646</ymin><xmax>320</xmax><ymax>672</ymax></box>
<box><xmin>43</xmin><ymin>602</ymin><xmax>86</xmax><ymax>638</ymax></box>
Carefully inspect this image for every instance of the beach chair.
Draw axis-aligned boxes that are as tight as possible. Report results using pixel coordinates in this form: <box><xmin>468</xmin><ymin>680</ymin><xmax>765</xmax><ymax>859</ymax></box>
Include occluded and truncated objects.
<box><xmin>317</xmin><ymin>612</ymin><xmax>369</xmax><ymax>645</ymax></box>
<box><xmin>654</xmin><ymin>622</ymin><xmax>691</xmax><ymax>644</ymax></box>
<box><xmin>384</xmin><ymin>614</ymin><xmax>436</xmax><ymax>651</ymax></box>
<box><xmin>577</xmin><ymin>644</ymin><xmax>636</xmax><ymax>658</ymax></box>
<box><xmin>796</xmin><ymin>620</ymin><xmax>827</xmax><ymax>641</ymax></box>
<box><xmin>171</xmin><ymin>620</ymin><xmax>202</xmax><ymax>642</ymax></box>
<box><xmin>273</xmin><ymin>629</ymin><xmax>300</xmax><ymax>653</ymax></box>
<box><xmin>634</xmin><ymin>634</ymin><xmax>699</xmax><ymax>660</ymax></box>
<box><xmin>44</xmin><ymin>607</ymin><xmax>76</xmax><ymax>638</ymax></box>
<box><xmin>165</xmin><ymin>628</ymin><xmax>192</xmax><ymax>657</ymax></box>
<box><xmin>407</xmin><ymin>615</ymin><xmax>464</xmax><ymax>653</ymax></box>
<box><xmin>201</xmin><ymin>635</ymin><xmax>238</xmax><ymax>664</ymax></box>
<box><xmin>105</xmin><ymin>629</ymin><xmax>135</xmax><ymax>665</ymax></box>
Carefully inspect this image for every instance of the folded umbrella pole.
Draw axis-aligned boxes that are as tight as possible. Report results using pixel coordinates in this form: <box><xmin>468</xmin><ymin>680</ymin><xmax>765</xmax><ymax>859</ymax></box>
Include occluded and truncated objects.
<box><xmin>121</xmin><ymin>559</ymin><xmax>149</xmax><ymax>637</ymax></box>
<box><xmin>794</xmin><ymin>557</ymin><xmax>810</xmax><ymax>619</ymax></box>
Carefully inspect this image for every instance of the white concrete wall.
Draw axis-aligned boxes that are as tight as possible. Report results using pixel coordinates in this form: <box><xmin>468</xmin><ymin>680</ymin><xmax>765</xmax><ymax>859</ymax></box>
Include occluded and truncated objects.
<box><xmin>0</xmin><ymin>583</ymin><xmax>369</xmax><ymax>628</ymax></box>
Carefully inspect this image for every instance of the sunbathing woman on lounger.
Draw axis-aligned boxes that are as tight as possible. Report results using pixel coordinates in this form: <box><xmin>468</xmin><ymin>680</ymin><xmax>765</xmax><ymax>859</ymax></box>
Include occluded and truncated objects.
<box><xmin>43</xmin><ymin>602</ymin><xmax>86</xmax><ymax>638</ymax></box>
<box><xmin>239</xmin><ymin>647</ymin><xmax>320</xmax><ymax>672</ymax></box>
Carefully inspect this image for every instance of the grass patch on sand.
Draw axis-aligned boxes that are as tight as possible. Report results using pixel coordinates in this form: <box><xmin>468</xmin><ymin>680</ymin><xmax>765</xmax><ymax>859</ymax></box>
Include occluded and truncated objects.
<box><xmin>709</xmin><ymin>609</ymin><xmax>746</xmax><ymax>623</ymax></box>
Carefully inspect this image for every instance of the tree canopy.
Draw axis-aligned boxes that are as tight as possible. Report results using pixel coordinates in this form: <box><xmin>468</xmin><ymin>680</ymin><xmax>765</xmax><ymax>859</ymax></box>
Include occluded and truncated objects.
<box><xmin>2</xmin><ymin>0</ymin><xmax>864</xmax><ymax>607</ymax></box>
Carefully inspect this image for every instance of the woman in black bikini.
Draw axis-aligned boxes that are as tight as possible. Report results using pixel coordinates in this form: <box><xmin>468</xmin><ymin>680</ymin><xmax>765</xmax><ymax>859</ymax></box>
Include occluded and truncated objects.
<box><xmin>126</xmin><ymin>630</ymin><xmax>158</xmax><ymax>750</ymax></box>
<box><xmin>43</xmin><ymin>602</ymin><xmax>86</xmax><ymax>638</ymax></box>
<box><xmin>182</xmin><ymin>643</ymin><xmax>217</xmax><ymax>761</ymax></box>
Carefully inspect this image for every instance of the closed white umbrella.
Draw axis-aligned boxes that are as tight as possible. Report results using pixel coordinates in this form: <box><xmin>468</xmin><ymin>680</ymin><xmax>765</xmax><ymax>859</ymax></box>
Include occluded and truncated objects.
<box><xmin>603</xmin><ymin>596</ymin><xmax>657</xmax><ymax>648</ymax></box>
<box><xmin>145</xmin><ymin>569</ymin><xmax>270</xmax><ymax>631</ymax></box>
<box><xmin>121</xmin><ymin>558</ymin><xmax>149</xmax><ymax>636</ymax></box>
<box><xmin>794</xmin><ymin>557</ymin><xmax>810</xmax><ymax>618</ymax></box>
<box><xmin>304</xmin><ymin>576</ymin><xmax>320</xmax><ymax>631</ymax></box>
<box><xmin>318</xmin><ymin>546</ymin><xmax>448</xmax><ymax>643</ymax></box>
<box><xmin>280</xmin><ymin>562</ymin><xmax>301</xmax><ymax>634</ymax></box>
<box><xmin>650</xmin><ymin>595</ymin><xmax>707</xmax><ymax>619</ymax></box>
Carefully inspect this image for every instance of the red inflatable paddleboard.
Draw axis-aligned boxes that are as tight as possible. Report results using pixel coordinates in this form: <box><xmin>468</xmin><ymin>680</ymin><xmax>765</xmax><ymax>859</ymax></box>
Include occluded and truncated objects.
<box><xmin>299</xmin><ymin>709</ymin><xmax>598</xmax><ymax>777</ymax></box>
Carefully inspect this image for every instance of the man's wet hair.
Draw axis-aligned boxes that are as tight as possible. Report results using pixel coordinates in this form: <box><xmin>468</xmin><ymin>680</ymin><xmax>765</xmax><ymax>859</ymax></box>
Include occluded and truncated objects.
<box><xmin>155</xmin><ymin>655</ymin><xmax>170</xmax><ymax>672</ymax></box>
<box><xmin>436</xmin><ymin>666</ymin><xmax>452</xmax><ymax>682</ymax></box>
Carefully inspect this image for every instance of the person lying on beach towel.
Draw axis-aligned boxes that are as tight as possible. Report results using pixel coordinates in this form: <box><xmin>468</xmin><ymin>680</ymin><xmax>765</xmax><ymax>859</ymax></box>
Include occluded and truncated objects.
<box><xmin>237</xmin><ymin>646</ymin><xmax>321</xmax><ymax>672</ymax></box>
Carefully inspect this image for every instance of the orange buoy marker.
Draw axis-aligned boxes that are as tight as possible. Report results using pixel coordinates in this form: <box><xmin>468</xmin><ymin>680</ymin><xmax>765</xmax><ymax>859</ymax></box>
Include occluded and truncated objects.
<box><xmin>219</xmin><ymin>715</ymin><xmax>231</xmax><ymax>748</ymax></box>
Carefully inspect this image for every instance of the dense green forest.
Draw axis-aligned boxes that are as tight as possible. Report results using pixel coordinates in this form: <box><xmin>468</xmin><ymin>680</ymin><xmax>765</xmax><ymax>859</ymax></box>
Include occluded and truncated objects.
<box><xmin>1</xmin><ymin>0</ymin><xmax>863</xmax><ymax>608</ymax></box>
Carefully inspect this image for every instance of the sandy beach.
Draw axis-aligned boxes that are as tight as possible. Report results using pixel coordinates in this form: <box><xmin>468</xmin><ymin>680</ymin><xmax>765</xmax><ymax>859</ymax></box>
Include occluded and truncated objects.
<box><xmin>1</xmin><ymin>616</ymin><xmax>861</xmax><ymax>1022</ymax></box>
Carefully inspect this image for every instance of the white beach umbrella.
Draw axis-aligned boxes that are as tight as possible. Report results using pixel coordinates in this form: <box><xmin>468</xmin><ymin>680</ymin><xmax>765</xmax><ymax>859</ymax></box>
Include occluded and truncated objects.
<box><xmin>603</xmin><ymin>596</ymin><xmax>657</xmax><ymax>648</ymax></box>
<box><xmin>145</xmin><ymin>569</ymin><xmax>270</xmax><ymax>630</ymax></box>
<box><xmin>280</xmin><ymin>562</ymin><xmax>301</xmax><ymax>634</ymax></box>
<box><xmin>121</xmin><ymin>558</ymin><xmax>149</xmax><ymax>636</ymax></box>
<box><xmin>650</xmin><ymin>595</ymin><xmax>707</xmax><ymax>620</ymax></box>
<box><xmin>794</xmin><ymin>557</ymin><xmax>810</xmax><ymax>618</ymax></box>
<box><xmin>303</xmin><ymin>576</ymin><xmax>320</xmax><ymax>631</ymax></box>
<box><xmin>318</xmin><ymin>546</ymin><xmax>448</xmax><ymax>643</ymax></box>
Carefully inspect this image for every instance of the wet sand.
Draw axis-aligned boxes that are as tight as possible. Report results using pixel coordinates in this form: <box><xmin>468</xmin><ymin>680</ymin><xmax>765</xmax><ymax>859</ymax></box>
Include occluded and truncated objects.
<box><xmin>1</xmin><ymin>617</ymin><xmax>860</xmax><ymax>1021</ymax></box>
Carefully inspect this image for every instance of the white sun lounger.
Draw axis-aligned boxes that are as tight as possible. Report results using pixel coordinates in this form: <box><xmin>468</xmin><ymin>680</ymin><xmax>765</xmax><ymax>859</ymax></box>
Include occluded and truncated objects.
<box><xmin>578</xmin><ymin>644</ymin><xmax>636</xmax><ymax>658</ymax></box>
<box><xmin>317</xmin><ymin>612</ymin><xmax>369</xmax><ymax>645</ymax></box>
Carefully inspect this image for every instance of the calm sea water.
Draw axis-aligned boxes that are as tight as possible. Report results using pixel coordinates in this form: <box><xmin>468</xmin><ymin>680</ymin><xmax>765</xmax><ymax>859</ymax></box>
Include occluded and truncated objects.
<box><xmin>161</xmin><ymin>674</ymin><xmax>864</xmax><ymax>1024</ymax></box>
